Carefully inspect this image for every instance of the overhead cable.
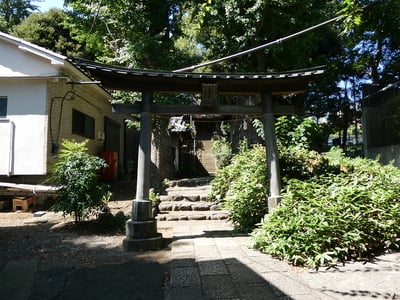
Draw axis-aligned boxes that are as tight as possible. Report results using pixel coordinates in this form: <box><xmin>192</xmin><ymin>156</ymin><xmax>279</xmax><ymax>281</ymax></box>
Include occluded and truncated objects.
<box><xmin>172</xmin><ymin>1</ymin><xmax>382</xmax><ymax>73</ymax></box>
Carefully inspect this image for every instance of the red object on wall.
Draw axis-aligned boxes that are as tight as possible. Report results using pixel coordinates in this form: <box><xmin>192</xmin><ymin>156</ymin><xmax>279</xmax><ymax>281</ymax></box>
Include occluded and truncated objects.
<box><xmin>100</xmin><ymin>151</ymin><xmax>118</xmax><ymax>181</ymax></box>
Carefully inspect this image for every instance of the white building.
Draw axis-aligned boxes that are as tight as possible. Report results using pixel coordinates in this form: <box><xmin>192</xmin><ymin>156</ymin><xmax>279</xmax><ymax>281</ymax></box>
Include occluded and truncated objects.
<box><xmin>0</xmin><ymin>32</ymin><xmax>129</xmax><ymax>183</ymax></box>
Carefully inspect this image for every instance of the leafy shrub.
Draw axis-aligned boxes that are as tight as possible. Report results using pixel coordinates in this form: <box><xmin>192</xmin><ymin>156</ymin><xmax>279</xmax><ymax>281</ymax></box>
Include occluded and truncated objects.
<box><xmin>209</xmin><ymin>144</ymin><xmax>339</xmax><ymax>231</ymax></box>
<box><xmin>275</xmin><ymin>116</ymin><xmax>330</xmax><ymax>153</ymax></box>
<box><xmin>251</xmin><ymin>150</ymin><xmax>400</xmax><ymax>268</ymax></box>
<box><xmin>96</xmin><ymin>209</ymin><xmax>129</xmax><ymax>233</ymax></box>
<box><xmin>208</xmin><ymin>160</ymin><xmax>238</xmax><ymax>204</ymax></box>
<box><xmin>211</xmin><ymin>136</ymin><xmax>232</xmax><ymax>169</ymax></box>
<box><xmin>49</xmin><ymin>139</ymin><xmax>110</xmax><ymax>223</ymax></box>
<box><xmin>210</xmin><ymin>144</ymin><xmax>269</xmax><ymax>232</ymax></box>
<box><xmin>254</xmin><ymin>116</ymin><xmax>331</xmax><ymax>153</ymax></box>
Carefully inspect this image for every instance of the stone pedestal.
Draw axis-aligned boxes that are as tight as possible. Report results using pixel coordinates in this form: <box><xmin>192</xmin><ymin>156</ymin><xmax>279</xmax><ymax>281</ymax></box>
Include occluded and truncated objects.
<box><xmin>123</xmin><ymin>200</ymin><xmax>163</xmax><ymax>251</ymax></box>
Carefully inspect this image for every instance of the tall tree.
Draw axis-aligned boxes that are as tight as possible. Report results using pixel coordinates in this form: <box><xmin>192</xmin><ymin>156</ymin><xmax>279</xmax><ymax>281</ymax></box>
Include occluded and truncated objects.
<box><xmin>314</xmin><ymin>0</ymin><xmax>400</xmax><ymax>149</ymax></box>
<box><xmin>11</xmin><ymin>9</ymin><xmax>94</xmax><ymax>58</ymax></box>
<box><xmin>65</xmin><ymin>0</ymin><xmax>198</xmax><ymax>187</ymax></box>
<box><xmin>179</xmin><ymin>0</ymin><xmax>342</xmax><ymax>151</ymax></box>
<box><xmin>65</xmin><ymin>0</ymin><xmax>193</xmax><ymax>68</ymax></box>
<box><xmin>0</xmin><ymin>0</ymin><xmax>38</xmax><ymax>30</ymax></box>
<box><xmin>184</xmin><ymin>0</ymin><xmax>340</xmax><ymax>73</ymax></box>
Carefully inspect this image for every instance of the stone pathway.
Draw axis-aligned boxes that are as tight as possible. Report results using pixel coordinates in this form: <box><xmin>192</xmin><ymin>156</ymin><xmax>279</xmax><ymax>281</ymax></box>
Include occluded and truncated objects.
<box><xmin>167</xmin><ymin>220</ymin><xmax>326</xmax><ymax>299</ymax></box>
<box><xmin>166</xmin><ymin>220</ymin><xmax>400</xmax><ymax>300</ymax></box>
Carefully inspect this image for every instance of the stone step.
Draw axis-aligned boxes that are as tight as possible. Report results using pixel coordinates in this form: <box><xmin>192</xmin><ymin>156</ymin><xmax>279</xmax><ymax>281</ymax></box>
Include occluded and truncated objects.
<box><xmin>156</xmin><ymin>210</ymin><xmax>229</xmax><ymax>221</ymax></box>
<box><xmin>155</xmin><ymin>177</ymin><xmax>226</xmax><ymax>222</ymax></box>
<box><xmin>164</xmin><ymin>185</ymin><xmax>210</xmax><ymax>196</ymax></box>
<box><xmin>166</xmin><ymin>177</ymin><xmax>213</xmax><ymax>187</ymax></box>
<box><xmin>159</xmin><ymin>194</ymin><xmax>210</xmax><ymax>202</ymax></box>
<box><xmin>160</xmin><ymin>184</ymin><xmax>211</xmax><ymax>202</ymax></box>
<box><xmin>159</xmin><ymin>201</ymin><xmax>222</xmax><ymax>212</ymax></box>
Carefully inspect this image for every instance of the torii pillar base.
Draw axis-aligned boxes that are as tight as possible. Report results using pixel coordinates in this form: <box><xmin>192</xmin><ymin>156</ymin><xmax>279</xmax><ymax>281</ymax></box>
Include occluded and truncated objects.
<box><xmin>122</xmin><ymin>200</ymin><xmax>163</xmax><ymax>251</ymax></box>
<box><xmin>268</xmin><ymin>196</ymin><xmax>282</xmax><ymax>214</ymax></box>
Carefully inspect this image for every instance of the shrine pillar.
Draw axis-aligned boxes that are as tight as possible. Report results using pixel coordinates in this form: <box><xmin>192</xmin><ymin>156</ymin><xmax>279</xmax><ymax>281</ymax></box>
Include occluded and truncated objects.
<box><xmin>262</xmin><ymin>92</ymin><xmax>282</xmax><ymax>212</ymax></box>
<box><xmin>123</xmin><ymin>91</ymin><xmax>163</xmax><ymax>251</ymax></box>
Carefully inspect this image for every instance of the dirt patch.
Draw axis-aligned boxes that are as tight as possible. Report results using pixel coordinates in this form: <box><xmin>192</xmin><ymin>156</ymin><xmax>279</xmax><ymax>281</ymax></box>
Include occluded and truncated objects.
<box><xmin>0</xmin><ymin>200</ymin><xmax>172</xmax><ymax>267</ymax></box>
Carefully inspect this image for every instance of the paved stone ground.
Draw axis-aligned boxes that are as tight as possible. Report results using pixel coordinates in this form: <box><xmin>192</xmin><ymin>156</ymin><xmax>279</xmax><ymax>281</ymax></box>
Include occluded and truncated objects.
<box><xmin>1</xmin><ymin>218</ymin><xmax>400</xmax><ymax>299</ymax></box>
<box><xmin>167</xmin><ymin>220</ymin><xmax>400</xmax><ymax>300</ymax></box>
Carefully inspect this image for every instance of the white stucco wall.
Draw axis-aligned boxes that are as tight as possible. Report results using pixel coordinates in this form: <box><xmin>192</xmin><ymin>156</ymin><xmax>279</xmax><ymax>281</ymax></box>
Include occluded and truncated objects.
<box><xmin>0</xmin><ymin>32</ymin><xmax>127</xmax><ymax>179</ymax></box>
<box><xmin>0</xmin><ymin>79</ymin><xmax>48</xmax><ymax>175</ymax></box>
<box><xmin>0</xmin><ymin>34</ymin><xmax>64</xmax><ymax>77</ymax></box>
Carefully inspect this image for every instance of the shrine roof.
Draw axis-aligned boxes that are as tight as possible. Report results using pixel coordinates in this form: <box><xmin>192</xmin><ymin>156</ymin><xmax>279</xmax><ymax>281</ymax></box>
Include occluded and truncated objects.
<box><xmin>70</xmin><ymin>58</ymin><xmax>325</xmax><ymax>95</ymax></box>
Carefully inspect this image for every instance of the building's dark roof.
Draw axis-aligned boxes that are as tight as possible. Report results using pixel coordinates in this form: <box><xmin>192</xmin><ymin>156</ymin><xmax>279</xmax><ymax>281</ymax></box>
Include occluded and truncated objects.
<box><xmin>70</xmin><ymin>58</ymin><xmax>325</xmax><ymax>95</ymax></box>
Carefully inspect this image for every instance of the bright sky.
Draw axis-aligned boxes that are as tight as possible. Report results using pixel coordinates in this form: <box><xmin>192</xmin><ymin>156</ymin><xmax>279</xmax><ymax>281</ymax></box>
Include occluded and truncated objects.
<box><xmin>33</xmin><ymin>0</ymin><xmax>65</xmax><ymax>12</ymax></box>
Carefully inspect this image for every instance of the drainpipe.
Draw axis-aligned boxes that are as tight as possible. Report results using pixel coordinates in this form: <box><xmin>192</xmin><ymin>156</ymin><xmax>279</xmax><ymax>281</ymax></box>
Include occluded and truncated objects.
<box><xmin>8</xmin><ymin>120</ymin><xmax>15</xmax><ymax>176</ymax></box>
<box><xmin>0</xmin><ymin>119</ymin><xmax>15</xmax><ymax>176</ymax></box>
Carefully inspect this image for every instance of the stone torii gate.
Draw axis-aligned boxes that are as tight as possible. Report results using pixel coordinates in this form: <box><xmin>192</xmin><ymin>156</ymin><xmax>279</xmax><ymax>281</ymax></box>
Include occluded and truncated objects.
<box><xmin>72</xmin><ymin>58</ymin><xmax>324</xmax><ymax>251</ymax></box>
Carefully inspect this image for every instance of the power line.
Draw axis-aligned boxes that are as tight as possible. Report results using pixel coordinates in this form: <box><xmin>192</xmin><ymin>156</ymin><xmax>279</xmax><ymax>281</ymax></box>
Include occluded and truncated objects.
<box><xmin>173</xmin><ymin>16</ymin><xmax>339</xmax><ymax>73</ymax></box>
<box><xmin>173</xmin><ymin>1</ymin><xmax>382</xmax><ymax>73</ymax></box>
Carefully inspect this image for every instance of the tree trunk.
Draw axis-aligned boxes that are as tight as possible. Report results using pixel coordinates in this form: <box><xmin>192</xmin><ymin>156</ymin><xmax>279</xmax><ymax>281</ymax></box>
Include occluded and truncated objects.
<box><xmin>151</xmin><ymin>118</ymin><xmax>172</xmax><ymax>192</ymax></box>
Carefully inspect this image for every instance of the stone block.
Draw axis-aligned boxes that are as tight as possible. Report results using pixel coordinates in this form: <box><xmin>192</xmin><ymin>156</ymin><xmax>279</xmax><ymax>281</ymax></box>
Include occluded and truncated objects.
<box><xmin>159</xmin><ymin>203</ymin><xmax>173</xmax><ymax>211</ymax></box>
<box><xmin>192</xmin><ymin>203</ymin><xmax>211</xmax><ymax>211</ymax></box>
<box><xmin>122</xmin><ymin>234</ymin><xmax>163</xmax><ymax>251</ymax></box>
<box><xmin>188</xmin><ymin>214</ymin><xmax>207</xmax><ymax>220</ymax></box>
<box><xmin>126</xmin><ymin>219</ymin><xmax>157</xmax><ymax>239</ymax></box>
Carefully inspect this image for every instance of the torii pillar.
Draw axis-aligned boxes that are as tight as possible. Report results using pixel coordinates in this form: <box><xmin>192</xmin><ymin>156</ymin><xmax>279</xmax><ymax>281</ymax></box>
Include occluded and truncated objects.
<box><xmin>123</xmin><ymin>91</ymin><xmax>163</xmax><ymax>251</ymax></box>
<box><xmin>262</xmin><ymin>92</ymin><xmax>282</xmax><ymax>212</ymax></box>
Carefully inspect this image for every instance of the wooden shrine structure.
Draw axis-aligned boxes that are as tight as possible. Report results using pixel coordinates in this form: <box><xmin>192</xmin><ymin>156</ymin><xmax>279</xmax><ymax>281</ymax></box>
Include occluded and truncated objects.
<box><xmin>72</xmin><ymin>58</ymin><xmax>325</xmax><ymax>251</ymax></box>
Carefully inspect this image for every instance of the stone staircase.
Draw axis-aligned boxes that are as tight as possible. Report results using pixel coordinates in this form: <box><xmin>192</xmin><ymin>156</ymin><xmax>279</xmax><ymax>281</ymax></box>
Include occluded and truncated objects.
<box><xmin>156</xmin><ymin>177</ymin><xmax>229</xmax><ymax>221</ymax></box>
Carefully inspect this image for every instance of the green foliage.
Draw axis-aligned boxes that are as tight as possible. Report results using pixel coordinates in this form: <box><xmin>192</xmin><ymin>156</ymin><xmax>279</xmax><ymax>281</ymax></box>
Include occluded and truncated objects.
<box><xmin>279</xmin><ymin>146</ymin><xmax>340</xmax><ymax>183</ymax></box>
<box><xmin>49</xmin><ymin>139</ymin><xmax>109</xmax><ymax>223</ymax></box>
<box><xmin>253</xmin><ymin>116</ymin><xmax>332</xmax><ymax>153</ymax></box>
<box><xmin>11</xmin><ymin>9</ymin><xmax>92</xmax><ymax>58</ymax></box>
<box><xmin>194</xmin><ymin>0</ymin><xmax>337</xmax><ymax>72</ymax></box>
<box><xmin>65</xmin><ymin>0</ymin><xmax>193</xmax><ymax>69</ymax></box>
<box><xmin>337</xmin><ymin>0</ymin><xmax>364</xmax><ymax>34</ymax></box>
<box><xmin>275</xmin><ymin>116</ymin><xmax>331</xmax><ymax>152</ymax></box>
<box><xmin>209</xmin><ymin>144</ymin><xmax>268</xmax><ymax>232</ymax></box>
<box><xmin>0</xmin><ymin>0</ymin><xmax>38</xmax><ymax>30</ymax></box>
<box><xmin>251</xmin><ymin>149</ymin><xmax>400</xmax><ymax>268</ymax></box>
<box><xmin>211</xmin><ymin>136</ymin><xmax>232</xmax><ymax>169</ymax></box>
<box><xmin>149</xmin><ymin>188</ymin><xmax>161</xmax><ymax>205</ymax></box>
<box><xmin>95</xmin><ymin>209</ymin><xmax>129</xmax><ymax>233</ymax></box>
<box><xmin>209</xmin><ymin>141</ymin><xmax>250</xmax><ymax>204</ymax></box>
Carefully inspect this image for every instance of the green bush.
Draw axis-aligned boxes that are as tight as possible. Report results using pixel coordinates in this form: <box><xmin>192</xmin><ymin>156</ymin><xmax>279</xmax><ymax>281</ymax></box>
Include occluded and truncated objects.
<box><xmin>96</xmin><ymin>209</ymin><xmax>129</xmax><ymax>233</ymax></box>
<box><xmin>49</xmin><ymin>139</ymin><xmax>110</xmax><ymax>223</ymax></box>
<box><xmin>275</xmin><ymin>116</ymin><xmax>331</xmax><ymax>153</ymax></box>
<box><xmin>209</xmin><ymin>144</ymin><xmax>269</xmax><ymax>232</ymax></box>
<box><xmin>209</xmin><ymin>144</ymin><xmax>338</xmax><ymax>231</ymax></box>
<box><xmin>211</xmin><ymin>136</ymin><xmax>232</xmax><ymax>169</ymax></box>
<box><xmin>279</xmin><ymin>146</ymin><xmax>340</xmax><ymax>182</ymax></box>
<box><xmin>251</xmin><ymin>150</ymin><xmax>400</xmax><ymax>268</ymax></box>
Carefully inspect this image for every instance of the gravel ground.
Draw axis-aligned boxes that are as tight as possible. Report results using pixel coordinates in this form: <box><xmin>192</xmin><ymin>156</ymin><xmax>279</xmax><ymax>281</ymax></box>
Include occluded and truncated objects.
<box><xmin>0</xmin><ymin>200</ymin><xmax>172</xmax><ymax>267</ymax></box>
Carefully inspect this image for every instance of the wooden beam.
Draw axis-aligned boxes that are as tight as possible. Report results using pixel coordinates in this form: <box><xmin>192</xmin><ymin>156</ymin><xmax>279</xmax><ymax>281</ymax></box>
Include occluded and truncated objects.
<box><xmin>112</xmin><ymin>103</ymin><xmax>296</xmax><ymax>115</ymax></box>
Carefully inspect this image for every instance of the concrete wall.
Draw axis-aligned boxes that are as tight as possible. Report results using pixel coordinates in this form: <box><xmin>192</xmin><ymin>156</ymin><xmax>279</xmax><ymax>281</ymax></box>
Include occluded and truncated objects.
<box><xmin>0</xmin><ymin>79</ymin><xmax>48</xmax><ymax>175</ymax></box>
<box><xmin>46</xmin><ymin>77</ymin><xmax>127</xmax><ymax>176</ymax></box>
<box><xmin>0</xmin><ymin>32</ymin><xmax>128</xmax><ymax>182</ymax></box>
<box><xmin>195</xmin><ymin>139</ymin><xmax>216</xmax><ymax>174</ymax></box>
<box><xmin>0</xmin><ymin>37</ymin><xmax>63</xmax><ymax>77</ymax></box>
<box><xmin>0</xmin><ymin>76</ymin><xmax>126</xmax><ymax>179</ymax></box>
<box><xmin>362</xmin><ymin>88</ymin><xmax>400</xmax><ymax>168</ymax></box>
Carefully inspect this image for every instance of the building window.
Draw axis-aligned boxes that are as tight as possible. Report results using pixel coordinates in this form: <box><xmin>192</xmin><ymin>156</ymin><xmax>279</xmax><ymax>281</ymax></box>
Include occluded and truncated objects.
<box><xmin>0</xmin><ymin>97</ymin><xmax>7</xmax><ymax>117</ymax></box>
<box><xmin>72</xmin><ymin>109</ymin><xmax>95</xmax><ymax>139</ymax></box>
